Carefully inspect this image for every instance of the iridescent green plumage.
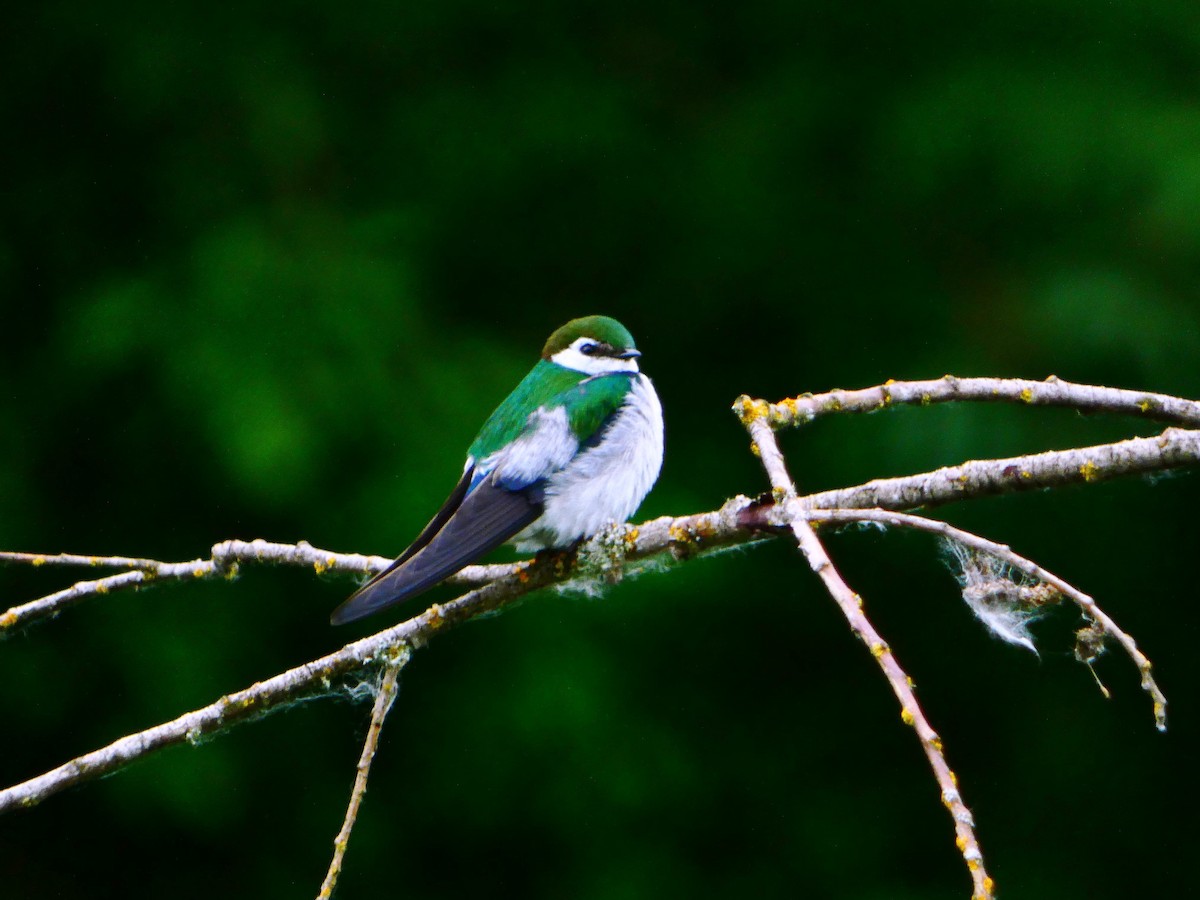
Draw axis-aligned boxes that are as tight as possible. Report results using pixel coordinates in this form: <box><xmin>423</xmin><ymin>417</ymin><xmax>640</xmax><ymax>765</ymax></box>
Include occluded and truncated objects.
<box><xmin>469</xmin><ymin>361</ymin><xmax>634</xmax><ymax>460</ymax></box>
<box><xmin>469</xmin><ymin>360</ymin><xmax>586</xmax><ymax>459</ymax></box>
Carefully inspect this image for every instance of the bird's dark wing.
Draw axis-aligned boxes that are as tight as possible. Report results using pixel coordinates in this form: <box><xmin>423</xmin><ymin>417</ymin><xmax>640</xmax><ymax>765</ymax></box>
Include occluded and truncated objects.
<box><xmin>330</xmin><ymin>471</ymin><xmax>543</xmax><ymax>625</ymax></box>
<box><xmin>384</xmin><ymin>464</ymin><xmax>475</xmax><ymax>573</ymax></box>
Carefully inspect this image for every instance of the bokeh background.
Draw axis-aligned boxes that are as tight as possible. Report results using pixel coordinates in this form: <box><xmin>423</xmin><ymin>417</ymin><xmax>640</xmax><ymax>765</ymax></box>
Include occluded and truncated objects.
<box><xmin>3</xmin><ymin>3</ymin><xmax>1199</xmax><ymax>898</ymax></box>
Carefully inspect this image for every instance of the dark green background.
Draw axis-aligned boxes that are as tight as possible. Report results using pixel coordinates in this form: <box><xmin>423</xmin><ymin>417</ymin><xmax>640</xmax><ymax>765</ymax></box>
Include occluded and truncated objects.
<box><xmin>3</xmin><ymin>3</ymin><xmax>1198</xmax><ymax>897</ymax></box>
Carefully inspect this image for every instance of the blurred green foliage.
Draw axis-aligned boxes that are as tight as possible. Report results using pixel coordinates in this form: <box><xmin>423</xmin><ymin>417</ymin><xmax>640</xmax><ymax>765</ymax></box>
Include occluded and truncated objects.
<box><xmin>2</xmin><ymin>2</ymin><xmax>1199</xmax><ymax>898</ymax></box>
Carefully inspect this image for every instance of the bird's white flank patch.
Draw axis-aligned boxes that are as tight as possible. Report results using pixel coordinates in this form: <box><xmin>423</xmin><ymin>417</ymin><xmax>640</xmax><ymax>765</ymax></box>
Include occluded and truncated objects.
<box><xmin>483</xmin><ymin>405</ymin><xmax>578</xmax><ymax>487</ymax></box>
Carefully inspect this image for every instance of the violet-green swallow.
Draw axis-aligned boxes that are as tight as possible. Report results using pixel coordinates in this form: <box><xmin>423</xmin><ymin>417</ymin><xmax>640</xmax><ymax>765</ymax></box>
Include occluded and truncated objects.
<box><xmin>331</xmin><ymin>315</ymin><xmax>663</xmax><ymax>625</ymax></box>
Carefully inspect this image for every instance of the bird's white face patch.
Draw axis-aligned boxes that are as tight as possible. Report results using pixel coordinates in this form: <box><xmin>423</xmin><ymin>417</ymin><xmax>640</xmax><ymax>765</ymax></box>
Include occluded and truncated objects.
<box><xmin>551</xmin><ymin>337</ymin><xmax>641</xmax><ymax>375</ymax></box>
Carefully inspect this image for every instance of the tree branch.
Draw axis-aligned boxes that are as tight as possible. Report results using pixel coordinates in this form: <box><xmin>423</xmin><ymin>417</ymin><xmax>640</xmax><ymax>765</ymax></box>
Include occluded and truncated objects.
<box><xmin>0</xmin><ymin>559</ymin><xmax>552</xmax><ymax>813</ymax></box>
<box><xmin>804</xmin><ymin>508</ymin><xmax>1166</xmax><ymax>730</ymax></box>
<box><xmin>741</xmin><ymin>375</ymin><xmax>1200</xmax><ymax>430</ymax></box>
<box><xmin>4</xmin><ymin>428</ymin><xmax>1196</xmax><ymax>639</ymax></box>
<box><xmin>0</xmin><ymin>504</ymin><xmax>756</xmax><ymax>813</ymax></box>
<box><xmin>743</xmin><ymin>417</ymin><xmax>995</xmax><ymax>900</ymax></box>
<box><xmin>800</xmin><ymin>427</ymin><xmax>1200</xmax><ymax>512</ymax></box>
<box><xmin>2</xmin><ymin>376</ymin><xmax>1195</xmax><ymax>900</ymax></box>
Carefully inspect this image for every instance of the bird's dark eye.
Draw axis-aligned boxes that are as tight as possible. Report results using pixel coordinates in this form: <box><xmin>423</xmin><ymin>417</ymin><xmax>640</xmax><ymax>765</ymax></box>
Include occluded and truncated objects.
<box><xmin>580</xmin><ymin>342</ymin><xmax>598</xmax><ymax>355</ymax></box>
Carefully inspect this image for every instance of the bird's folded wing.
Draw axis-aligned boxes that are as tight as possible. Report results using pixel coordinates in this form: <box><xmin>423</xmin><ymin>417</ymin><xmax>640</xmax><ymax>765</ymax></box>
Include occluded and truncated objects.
<box><xmin>329</xmin><ymin>476</ymin><xmax>543</xmax><ymax>624</ymax></box>
<box><xmin>389</xmin><ymin>465</ymin><xmax>475</xmax><ymax>571</ymax></box>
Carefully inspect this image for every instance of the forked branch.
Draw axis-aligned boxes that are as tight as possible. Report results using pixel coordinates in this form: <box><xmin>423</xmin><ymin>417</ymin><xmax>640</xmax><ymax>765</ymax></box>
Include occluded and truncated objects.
<box><xmin>803</xmin><ymin>508</ymin><xmax>1166</xmax><ymax>730</ymax></box>
<box><xmin>5</xmin><ymin>428</ymin><xmax>1197</xmax><ymax>637</ymax></box>
<box><xmin>743</xmin><ymin>417</ymin><xmax>994</xmax><ymax>899</ymax></box>
<box><xmin>1</xmin><ymin>376</ymin><xmax>1194</xmax><ymax>900</ymax></box>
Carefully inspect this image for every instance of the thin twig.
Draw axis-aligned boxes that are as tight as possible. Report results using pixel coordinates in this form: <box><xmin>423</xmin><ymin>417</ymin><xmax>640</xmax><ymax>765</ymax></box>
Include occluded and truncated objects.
<box><xmin>317</xmin><ymin>654</ymin><xmax>407</xmax><ymax>900</ymax></box>
<box><xmin>745</xmin><ymin>417</ymin><xmax>995</xmax><ymax>900</ymax></box>
<box><xmin>0</xmin><ymin>551</ymin><xmax>170</xmax><ymax>569</ymax></box>
<box><xmin>741</xmin><ymin>375</ymin><xmax>1200</xmax><ymax>429</ymax></box>
<box><xmin>806</xmin><ymin>507</ymin><xmax>1167</xmax><ymax>731</ymax></box>
<box><xmin>0</xmin><ymin>539</ymin><xmax>520</xmax><ymax>636</ymax></box>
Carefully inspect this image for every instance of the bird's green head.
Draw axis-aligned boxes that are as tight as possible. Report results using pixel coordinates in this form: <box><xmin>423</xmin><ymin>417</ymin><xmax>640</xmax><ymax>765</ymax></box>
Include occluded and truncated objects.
<box><xmin>542</xmin><ymin>315</ymin><xmax>642</xmax><ymax>374</ymax></box>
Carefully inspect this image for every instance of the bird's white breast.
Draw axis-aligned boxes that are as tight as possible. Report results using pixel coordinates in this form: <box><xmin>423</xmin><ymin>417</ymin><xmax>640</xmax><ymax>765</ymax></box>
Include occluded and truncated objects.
<box><xmin>512</xmin><ymin>373</ymin><xmax>664</xmax><ymax>551</ymax></box>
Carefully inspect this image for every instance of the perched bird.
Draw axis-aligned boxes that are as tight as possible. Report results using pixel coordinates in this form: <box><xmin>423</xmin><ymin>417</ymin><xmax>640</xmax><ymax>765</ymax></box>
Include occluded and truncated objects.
<box><xmin>331</xmin><ymin>315</ymin><xmax>664</xmax><ymax>625</ymax></box>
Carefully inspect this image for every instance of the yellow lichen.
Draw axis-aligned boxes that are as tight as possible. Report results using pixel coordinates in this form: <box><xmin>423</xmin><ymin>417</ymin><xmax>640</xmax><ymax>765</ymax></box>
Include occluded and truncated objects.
<box><xmin>192</xmin><ymin>567</ymin><xmax>206</xmax><ymax>578</ymax></box>
<box><xmin>313</xmin><ymin>559</ymin><xmax>327</xmax><ymax>575</ymax></box>
<box><xmin>770</xmin><ymin>397</ymin><xmax>800</xmax><ymax>426</ymax></box>
<box><xmin>900</xmin><ymin>708</ymin><xmax>915</xmax><ymax>726</ymax></box>
<box><xmin>95</xmin><ymin>583</ymin><xmax>109</xmax><ymax>595</ymax></box>
<box><xmin>920</xmin><ymin>393</ymin><xmax>931</xmax><ymax>405</ymax></box>
<box><xmin>870</xmin><ymin>642</ymin><xmax>887</xmax><ymax>659</ymax></box>
<box><xmin>956</xmin><ymin>836</ymin><xmax>968</xmax><ymax>851</ymax></box>
<box><xmin>1020</xmin><ymin>470</ymin><xmax>1032</xmax><ymax>479</ymax></box>
<box><xmin>624</xmin><ymin>527</ymin><xmax>640</xmax><ymax>551</ymax></box>
<box><xmin>32</xmin><ymin>556</ymin><xmax>46</xmax><ymax>567</ymax></box>
<box><xmin>1138</xmin><ymin>398</ymin><xmax>1153</xmax><ymax>412</ymax></box>
<box><xmin>0</xmin><ymin>611</ymin><xmax>17</xmax><ymax>629</ymax></box>
<box><xmin>1020</xmin><ymin>387</ymin><xmax>1034</xmax><ymax>403</ymax></box>
<box><xmin>1079</xmin><ymin>460</ymin><xmax>1100</xmax><ymax>482</ymax></box>
<box><xmin>733</xmin><ymin>396</ymin><xmax>771</xmax><ymax>425</ymax></box>
<box><xmin>668</xmin><ymin>523</ymin><xmax>692</xmax><ymax>545</ymax></box>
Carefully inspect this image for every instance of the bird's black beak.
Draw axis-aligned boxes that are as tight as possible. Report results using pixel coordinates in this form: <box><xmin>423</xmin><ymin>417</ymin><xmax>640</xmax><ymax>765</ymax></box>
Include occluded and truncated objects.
<box><xmin>617</xmin><ymin>349</ymin><xmax>642</xmax><ymax>359</ymax></box>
